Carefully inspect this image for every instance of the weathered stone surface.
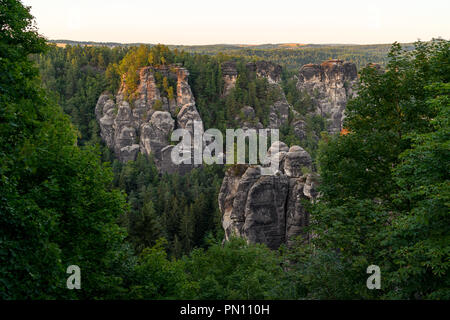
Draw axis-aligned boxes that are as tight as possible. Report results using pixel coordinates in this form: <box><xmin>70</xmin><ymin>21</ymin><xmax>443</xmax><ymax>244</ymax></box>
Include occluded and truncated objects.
<box><xmin>246</xmin><ymin>61</ymin><xmax>282</xmax><ymax>84</ymax></box>
<box><xmin>293</xmin><ymin>119</ymin><xmax>307</xmax><ymax>141</ymax></box>
<box><xmin>177</xmin><ymin>103</ymin><xmax>203</xmax><ymax>136</ymax></box>
<box><xmin>269</xmin><ymin>98</ymin><xmax>290</xmax><ymax>129</ymax></box>
<box><xmin>136</xmin><ymin>67</ymin><xmax>162</xmax><ymax>108</ymax></box>
<box><xmin>96</xmin><ymin>95</ymin><xmax>116</xmax><ymax>148</ymax></box>
<box><xmin>177</xmin><ymin>67</ymin><xmax>195</xmax><ymax>106</ymax></box>
<box><xmin>219</xmin><ymin>142</ymin><xmax>318</xmax><ymax>249</ymax></box>
<box><xmin>268</xmin><ymin>141</ymin><xmax>289</xmax><ymax>155</ymax></box>
<box><xmin>297</xmin><ymin>59</ymin><xmax>358</xmax><ymax>134</ymax></box>
<box><xmin>219</xmin><ymin>164</ymin><xmax>254</xmax><ymax>241</ymax></box>
<box><xmin>241</xmin><ymin>105</ymin><xmax>255</xmax><ymax>118</ymax></box>
<box><xmin>220</xmin><ymin>165</ymin><xmax>290</xmax><ymax>250</ymax></box>
<box><xmin>286</xmin><ymin>177</ymin><xmax>309</xmax><ymax>246</ymax></box>
<box><xmin>303</xmin><ymin>173</ymin><xmax>320</xmax><ymax>199</ymax></box>
<box><xmin>120</xmin><ymin>144</ymin><xmax>140</xmax><ymax>162</ymax></box>
<box><xmin>221</xmin><ymin>60</ymin><xmax>295</xmax><ymax>130</ymax></box>
<box><xmin>96</xmin><ymin>64</ymin><xmax>204</xmax><ymax>174</ymax></box>
<box><xmin>115</xmin><ymin>125</ymin><xmax>137</xmax><ymax>155</ymax></box>
<box><xmin>284</xmin><ymin>146</ymin><xmax>312</xmax><ymax>177</ymax></box>
<box><xmin>230</xmin><ymin>166</ymin><xmax>262</xmax><ymax>226</ymax></box>
<box><xmin>221</xmin><ymin>61</ymin><xmax>238</xmax><ymax>96</ymax></box>
<box><xmin>235</xmin><ymin>106</ymin><xmax>263</xmax><ymax>129</ymax></box>
<box><xmin>243</xmin><ymin>174</ymin><xmax>289</xmax><ymax>249</ymax></box>
<box><xmin>265</xmin><ymin>141</ymin><xmax>289</xmax><ymax>174</ymax></box>
<box><xmin>157</xmin><ymin>145</ymin><xmax>199</xmax><ymax>175</ymax></box>
<box><xmin>140</xmin><ymin>111</ymin><xmax>175</xmax><ymax>158</ymax></box>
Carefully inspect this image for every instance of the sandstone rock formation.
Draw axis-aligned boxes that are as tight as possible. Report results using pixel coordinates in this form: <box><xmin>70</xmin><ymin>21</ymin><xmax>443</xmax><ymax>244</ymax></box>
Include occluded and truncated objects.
<box><xmin>292</xmin><ymin>119</ymin><xmax>307</xmax><ymax>140</ymax></box>
<box><xmin>296</xmin><ymin>59</ymin><xmax>358</xmax><ymax>134</ymax></box>
<box><xmin>218</xmin><ymin>142</ymin><xmax>318</xmax><ymax>249</ymax></box>
<box><xmin>246</xmin><ymin>61</ymin><xmax>292</xmax><ymax>129</ymax></box>
<box><xmin>268</xmin><ymin>93</ymin><xmax>291</xmax><ymax>129</ymax></box>
<box><xmin>234</xmin><ymin>106</ymin><xmax>264</xmax><ymax>130</ymax></box>
<box><xmin>221</xmin><ymin>61</ymin><xmax>238</xmax><ymax>96</ymax></box>
<box><xmin>96</xmin><ymin>65</ymin><xmax>203</xmax><ymax>174</ymax></box>
<box><xmin>246</xmin><ymin>61</ymin><xmax>282</xmax><ymax>84</ymax></box>
<box><xmin>222</xmin><ymin>60</ymin><xmax>294</xmax><ymax>130</ymax></box>
<box><xmin>221</xmin><ymin>60</ymin><xmax>282</xmax><ymax>96</ymax></box>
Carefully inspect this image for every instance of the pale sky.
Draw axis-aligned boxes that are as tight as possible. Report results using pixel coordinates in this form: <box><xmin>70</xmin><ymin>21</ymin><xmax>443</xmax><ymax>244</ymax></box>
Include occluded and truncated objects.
<box><xmin>23</xmin><ymin>0</ymin><xmax>450</xmax><ymax>45</ymax></box>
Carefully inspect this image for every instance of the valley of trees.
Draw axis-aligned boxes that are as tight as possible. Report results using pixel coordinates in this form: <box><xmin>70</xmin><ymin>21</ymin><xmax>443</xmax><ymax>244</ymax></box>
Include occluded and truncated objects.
<box><xmin>1</xmin><ymin>0</ymin><xmax>448</xmax><ymax>300</ymax></box>
<box><xmin>51</xmin><ymin>40</ymin><xmax>393</xmax><ymax>73</ymax></box>
<box><xmin>181</xmin><ymin>44</ymin><xmax>392</xmax><ymax>74</ymax></box>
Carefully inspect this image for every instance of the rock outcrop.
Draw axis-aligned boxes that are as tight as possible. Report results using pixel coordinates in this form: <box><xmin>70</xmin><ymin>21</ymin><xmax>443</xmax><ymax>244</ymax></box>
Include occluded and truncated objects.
<box><xmin>221</xmin><ymin>61</ymin><xmax>238</xmax><ymax>96</ymax></box>
<box><xmin>96</xmin><ymin>65</ymin><xmax>203</xmax><ymax>174</ymax></box>
<box><xmin>296</xmin><ymin>59</ymin><xmax>358</xmax><ymax>134</ymax></box>
<box><xmin>222</xmin><ymin>60</ymin><xmax>294</xmax><ymax>130</ymax></box>
<box><xmin>246</xmin><ymin>61</ymin><xmax>282</xmax><ymax>84</ymax></box>
<box><xmin>218</xmin><ymin>142</ymin><xmax>318</xmax><ymax>249</ymax></box>
<box><xmin>234</xmin><ymin>106</ymin><xmax>264</xmax><ymax>130</ymax></box>
<box><xmin>250</xmin><ymin>62</ymin><xmax>294</xmax><ymax>129</ymax></box>
<box><xmin>221</xmin><ymin>60</ymin><xmax>283</xmax><ymax>96</ymax></box>
<box><xmin>221</xmin><ymin>58</ymin><xmax>358</xmax><ymax>139</ymax></box>
<box><xmin>268</xmin><ymin>93</ymin><xmax>291</xmax><ymax>129</ymax></box>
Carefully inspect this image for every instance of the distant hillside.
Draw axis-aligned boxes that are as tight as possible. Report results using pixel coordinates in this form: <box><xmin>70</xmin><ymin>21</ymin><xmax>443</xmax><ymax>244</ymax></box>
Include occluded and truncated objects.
<box><xmin>49</xmin><ymin>39</ymin><xmax>408</xmax><ymax>51</ymax></box>
<box><xmin>48</xmin><ymin>40</ymin><xmax>404</xmax><ymax>71</ymax></box>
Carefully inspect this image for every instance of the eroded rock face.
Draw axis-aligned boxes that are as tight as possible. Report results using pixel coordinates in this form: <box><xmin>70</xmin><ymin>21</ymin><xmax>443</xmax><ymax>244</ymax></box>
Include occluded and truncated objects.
<box><xmin>246</xmin><ymin>61</ymin><xmax>282</xmax><ymax>84</ymax></box>
<box><xmin>219</xmin><ymin>142</ymin><xmax>318</xmax><ymax>249</ymax></box>
<box><xmin>96</xmin><ymin>65</ymin><xmax>203</xmax><ymax>174</ymax></box>
<box><xmin>284</xmin><ymin>145</ymin><xmax>312</xmax><ymax>177</ymax></box>
<box><xmin>269</xmin><ymin>96</ymin><xmax>291</xmax><ymax>129</ymax></box>
<box><xmin>297</xmin><ymin>59</ymin><xmax>358</xmax><ymax>134</ymax></box>
<box><xmin>286</xmin><ymin>177</ymin><xmax>309</xmax><ymax>247</ymax></box>
<box><xmin>120</xmin><ymin>144</ymin><xmax>140</xmax><ymax>163</ymax></box>
<box><xmin>244</xmin><ymin>173</ymin><xmax>289</xmax><ymax>249</ymax></box>
<box><xmin>249</xmin><ymin>61</ymin><xmax>291</xmax><ymax>129</ymax></box>
<box><xmin>177</xmin><ymin>67</ymin><xmax>196</xmax><ymax>107</ymax></box>
<box><xmin>177</xmin><ymin>103</ymin><xmax>203</xmax><ymax>135</ymax></box>
<box><xmin>221</xmin><ymin>61</ymin><xmax>238</xmax><ymax>96</ymax></box>
<box><xmin>235</xmin><ymin>106</ymin><xmax>264</xmax><ymax>129</ymax></box>
<box><xmin>293</xmin><ymin>119</ymin><xmax>307</xmax><ymax>140</ymax></box>
<box><xmin>268</xmin><ymin>141</ymin><xmax>289</xmax><ymax>155</ymax></box>
<box><xmin>140</xmin><ymin>111</ymin><xmax>175</xmax><ymax>161</ymax></box>
<box><xmin>222</xmin><ymin>60</ymin><xmax>294</xmax><ymax>130</ymax></box>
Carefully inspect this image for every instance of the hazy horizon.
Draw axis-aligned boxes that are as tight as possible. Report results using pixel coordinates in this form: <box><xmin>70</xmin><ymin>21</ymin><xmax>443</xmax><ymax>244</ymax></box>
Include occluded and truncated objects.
<box><xmin>23</xmin><ymin>0</ymin><xmax>449</xmax><ymax>45</ymax></box>
<box><xmin>46</xmin><ymin>39</ymin><xmax>419</xmax><ymax>46</ymax></box>
<box><xmin>46</xmin><ymin>40</ymin><xmax>413</xmax><ymax>46</ymax></box>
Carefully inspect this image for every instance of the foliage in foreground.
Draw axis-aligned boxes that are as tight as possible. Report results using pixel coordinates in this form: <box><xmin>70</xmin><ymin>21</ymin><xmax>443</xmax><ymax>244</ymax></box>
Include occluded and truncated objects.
<box><xmin>0</xmin><ymin>0</ymin><xmax>127</xmax><ymax>299</ymax></box>
<box><xmin>1</xmin><ymin>0</ymin><xmax>448</xmax><ymax>300</ymax></box>
<box><xmin>307</xmin><ymin>39</ymin><xmax>449</xmax><ymax>299</ymax></box>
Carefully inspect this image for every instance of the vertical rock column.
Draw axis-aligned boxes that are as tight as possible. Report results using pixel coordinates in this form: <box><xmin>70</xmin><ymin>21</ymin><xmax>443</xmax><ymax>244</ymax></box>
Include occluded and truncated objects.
<box><xmin>218</xmin><ymin>142</ymin><xmax>318</xmax><ymax>249</ymax></box>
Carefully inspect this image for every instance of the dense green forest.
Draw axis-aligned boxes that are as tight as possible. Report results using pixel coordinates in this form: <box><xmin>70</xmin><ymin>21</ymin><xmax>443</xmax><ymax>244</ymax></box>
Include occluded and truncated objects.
<box><xmin>30</xmin><ymin>41</ymin><xmax>334</xmax><ymax>257</ymax></box>
<box><xmin>50</xmin><ymin>39</ymin><xmax>393</xmax><ymax>72</ymax></box>
<box><xmin>1</xmin><ymin>0</ymin><xmax>448</xmax><ymax>300</ymax></box>
<box><xmin>181</xmin><ymin>45</ymin><xmax>391</xmax><ymax>73</ymax></box>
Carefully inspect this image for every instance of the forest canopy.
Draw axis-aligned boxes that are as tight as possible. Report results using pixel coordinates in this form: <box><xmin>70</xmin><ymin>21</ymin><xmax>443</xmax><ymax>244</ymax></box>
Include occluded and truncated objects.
<box><xmin>1</xmin><ymin>0</ymin><xmax>448</xmax><ymax>300</ymax></box>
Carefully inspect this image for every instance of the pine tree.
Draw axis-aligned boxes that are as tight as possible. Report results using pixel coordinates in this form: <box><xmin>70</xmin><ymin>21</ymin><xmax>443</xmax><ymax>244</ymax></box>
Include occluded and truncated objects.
<box><xmin>127</xmin><ymin>201</ymin><xmax>163</xmax><ymax>254</ymax></box>
<box><xmin>307</xmin><ymin>40</ymin><xmax>450</xmax><ymax>299</ymax></box>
